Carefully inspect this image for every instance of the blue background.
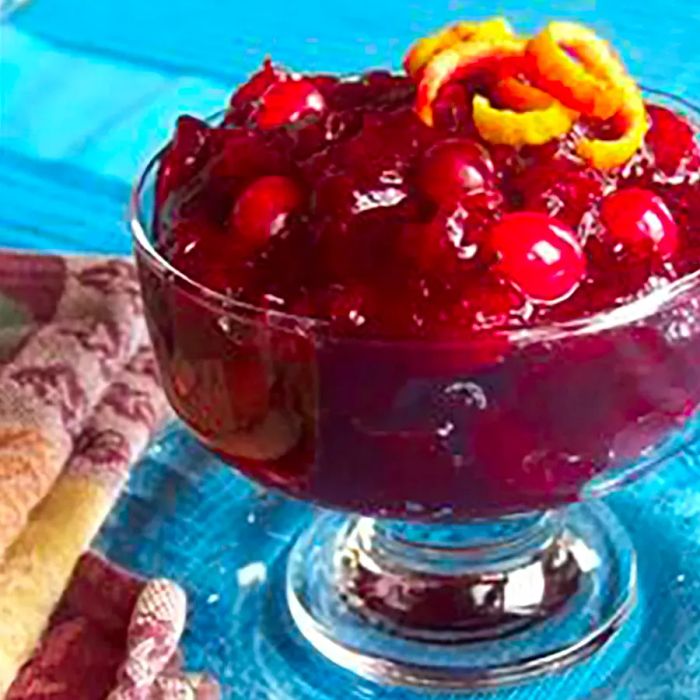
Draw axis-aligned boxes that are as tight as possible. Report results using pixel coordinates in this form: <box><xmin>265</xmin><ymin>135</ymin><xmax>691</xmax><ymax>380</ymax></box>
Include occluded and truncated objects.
<box><xmin>1</xmin><ymin>1</ymin><xmax>700</xmax><ymax>697</ymax></box>
<box><xmin>1</xmin><ymin>0</ymin><xmax>699</xmax><ymax>255</ymax></box>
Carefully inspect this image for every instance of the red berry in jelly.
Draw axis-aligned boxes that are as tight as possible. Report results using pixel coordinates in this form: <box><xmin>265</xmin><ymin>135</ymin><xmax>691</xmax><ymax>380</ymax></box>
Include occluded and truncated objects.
<box><xmin>432</xmin><ymin>83</ymin><xmax>474</xmax><ymax>134</ymax></box>
<box><xmin>402</xmin><ymin>190</ymin><xmax>502</xmax><ymax>273</ymax></box>
<box><xmin>646</xmin><ymin>105</ymin><xmax>700</xmax><ymax>175</ymax></box>
<box><xmin>226</xmin><ymin>59</ymin><xmax>286</xmax><ymax>125</ymax></box>
<box><xmin>155</xmin><ymin>63</ymin><xmax>698</xmax><ymax>335</ymax></box>
<box><xmin>601</xmin><ymin>188</ymin><xmax>679</xmax><ymax>260</ymax></box>
<box><xmin>256</xmin><ymin>79</ymin><xmax>326</xmax><ymax>129</ymax></box>
<box><xmin>230</xmin><ymin>175</ymin><xmax>304</xmax><ymax>249</ymax></box>
<box><xmin>416</xmin><ymin>138</ymin><xmax>494</xmax><ymax>203</ymax></box>
<box><xmin>513</xmin><ymin>157</ymin><xmax>603</xmax><ymax>229</ymax></box>
<box><xmin>156</xmin><ymin>116</ymin><xmax>211</xmax><ymax>207</ymax></box>
<box><xmin>488</xmin><ymin>212</ymin><xmax>586</xmax><ymax>303</ymax></box>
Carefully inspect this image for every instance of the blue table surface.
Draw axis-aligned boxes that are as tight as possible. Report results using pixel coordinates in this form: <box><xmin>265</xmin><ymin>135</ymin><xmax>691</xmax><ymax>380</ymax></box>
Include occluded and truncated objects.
<box><xmin>1</xmin><ymin>2</ymin><xmax>700</xmax><ymax>698</ymax></box>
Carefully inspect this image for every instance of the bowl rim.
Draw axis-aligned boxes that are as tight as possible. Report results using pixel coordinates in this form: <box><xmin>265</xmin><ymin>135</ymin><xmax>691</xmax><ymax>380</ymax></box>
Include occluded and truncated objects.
<box><xmin>130</xmin><ymin>86</ymin><xmax>700</xmax><ymax>347</ymax></box>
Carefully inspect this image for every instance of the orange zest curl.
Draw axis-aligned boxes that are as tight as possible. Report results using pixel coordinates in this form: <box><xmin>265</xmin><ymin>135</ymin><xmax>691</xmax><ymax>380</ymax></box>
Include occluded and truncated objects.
<box><xmin>525</xmin><ymin>21</ymin><xmax>628</xmax><ymax>120</ymax></box>
<box><xmin>575</xmin><ymin>80</ymin><xmax>649</xmax><ymax>170</ymax></box>
<box><xmin>411</xmin><ymin>17</ymin><xmax>648</xmax><ymax>168</ymax></box>
<box><xmin>415</xmin><ymin>37</ymin><xmax>526</xmax><ymax>127</ymax></box>
<box><xmin>491</xmin><ymin>76</ymin><xmax>558</xmax><ymax>110</ymax></box>
<box><xmin>404</xmin><ymin>17</ymin><xmax>515</xmax><ymax>77</ymax></box>
<box><xmin>472</xmin><ymin>93</ymin><xmax>576</xmax><ymax>147</ymax></box>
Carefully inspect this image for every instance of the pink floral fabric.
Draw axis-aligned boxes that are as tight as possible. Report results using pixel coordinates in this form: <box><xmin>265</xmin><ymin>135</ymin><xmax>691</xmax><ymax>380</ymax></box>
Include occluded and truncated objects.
<box><xmin>0</xmin><ymin>253</ymin><xmax>149</xmax><ymax>553</ymax></box>
<box><xmin>0</xmin><ymin>251</ymin><xmax>217</xmax><ymax>699</ymax></box>
<box><xmin>8</xmin><ymin>554</ymin><xmax>219</xmax><ymax>700</ymax></box>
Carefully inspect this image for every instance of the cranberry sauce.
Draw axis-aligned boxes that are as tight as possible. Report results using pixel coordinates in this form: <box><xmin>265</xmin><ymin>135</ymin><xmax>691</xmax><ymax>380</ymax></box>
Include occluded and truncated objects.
<box><xmin>138</xmin><ymin>64</ymin><xmax>700</xmax><ymax>519</ymax></box>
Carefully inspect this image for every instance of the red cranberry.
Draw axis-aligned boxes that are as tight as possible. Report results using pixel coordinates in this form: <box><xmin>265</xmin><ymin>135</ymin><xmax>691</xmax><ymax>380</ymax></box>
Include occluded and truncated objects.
<box><xmin>168</xmin><ymin>218</ymin><xmax>248</xmax><ymax>293</ymax></box>
<box><xmin>156</xmin><ymin>116</ymin><xmax>211</xmax><ymax>207</ymax></box>
<box><xmin>230</xmin><ymin>175</ymin><xmax>304</xmax><ymax>249</ymax></box>
<box><xmin>488</xmin><ymin>212</ymin><xmax>586</xmax><ymax>303</ymax></box>
<box><xmin>416</xmin><ymin>138</ymin><xmax>495</xmax><ymax>203</ymax></box>
<box><xmin>487</xmin><ymin>144</ymin><xmax>522</xmax><ymax>183</ymax></box>
<box><xmin>401</xmin><ymin>190</ymin><xmax>502</xmax><ymax>271</ymax></box>
<box><xmin>601</xmin><ymin>188</ymin><xmax>679</xmax><ymax>260</ymax></box>
<box><xmin>256</xmin><ymin>79</ymin><xmax>326</xmax><ymax>130</ymax></box>
<box><xmin>226</xmin><ymin>59</ymin><xmax>286</xmax><ymax>125</ymax></box>
<box><xmin>432</xmin><ymin>83</ymin><xmax>474</xmax><ymax>134</ymax></box>
<box><xmin>210</xmin><ymin>129</ymin><xmax>288</xmax><ymax>185</ymax></box>
<box><xmin>646</xmin><ymin>105</ymin><xmax>700</xmax><ymax>175</ymax></box>
<box><xmin>513</xmin><ymin>158</ymin><xmax>603</xmax><ymax>229</ymax></box>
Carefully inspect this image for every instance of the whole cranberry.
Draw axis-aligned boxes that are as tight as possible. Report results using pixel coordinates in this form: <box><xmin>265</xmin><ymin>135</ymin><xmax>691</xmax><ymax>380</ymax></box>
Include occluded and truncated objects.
<box><xmin>432</xmin><ymin>83</ymin><xmax>474</xmax><ymax>134</ymax></box>
<box><xmin>226</xmin><ymin>59</ymin><xmax>286</xmax><ymax>125</ymax></box>
<box><xmin>168</xmin><ymin>218</ymin><xmax>248</xmax><ymax>293</ymax></box>
<box><xmin>653</xmin><ymin>181</ymin><xmax>700</xmax><ymax>274</ymax></box>
<box><xmin>256</xmin><ymin>79</ymin><xmax>326</xmax><ymax>130</ymax></box>
<box><xmin>601</xmin><ymin>188</ymin><xmax>679</xmax><ymax>260</ymax></box>
<box><xmin>401</xmin><ymin>190</ymin><xmax>502</xmax><ymax>271</ymax></box>
<box><xmin>230</xmin><ymin>175</ymin><xmax>304</xmax><ymax>249</ymax></box>
<box><xmin>488</xmin><ymin>212</ymin><xmax>586</xmax><ymax>303</ymax></box>
<box><xmin>156</xmin><ymin>116</ymin><xmax>211</xmax><ymax>207</ymax></box>
<box><xmin>416</xmin><ymin>138</ymin><xmax>494</xmax><ymax>203</ymax></box>
<box><xmin>209</xmin><ymin>129</ymin><xmax>288</xmax><ymax>185</ymax></box>
<box><xmin>487</xmin><ymin>144</ymin><xmax>522</xmax><ymax>184</ymax></box>
<box><xmin>513</xmin><ymin>158</ymin><xmax>603</xmax><ymax>229</ymax></box>
<box><xmin>646</xmin><ymin>105</ymin><xmax>700</xmax><ymax>175</ymax></box>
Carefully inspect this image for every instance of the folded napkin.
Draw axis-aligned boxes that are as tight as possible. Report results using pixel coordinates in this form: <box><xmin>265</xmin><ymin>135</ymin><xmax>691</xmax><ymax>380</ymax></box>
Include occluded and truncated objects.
<box><xmin>7</xmin><ymin>553</ymin><xmax>219</xmax><ymax>700</ymax></box>
<box><xmin>0</xmin><ymin>250</ymin><xmax>213</xmax><ymax>696</ymax></box>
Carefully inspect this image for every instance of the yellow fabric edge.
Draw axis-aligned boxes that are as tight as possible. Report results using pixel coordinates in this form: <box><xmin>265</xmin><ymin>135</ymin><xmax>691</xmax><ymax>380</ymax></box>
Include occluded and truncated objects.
<box><xmin>0</xmin><ymin>475</ymin><xmax>113</xmax><ymax>694</ymax></box>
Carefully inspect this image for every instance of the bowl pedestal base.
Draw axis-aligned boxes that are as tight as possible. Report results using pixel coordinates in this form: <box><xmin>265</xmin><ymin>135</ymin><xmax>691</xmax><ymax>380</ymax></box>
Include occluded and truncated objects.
<box><xmin>287</xmin><ymin>503</ymin><xmax>636</xmax><ymax>691</ymax></box>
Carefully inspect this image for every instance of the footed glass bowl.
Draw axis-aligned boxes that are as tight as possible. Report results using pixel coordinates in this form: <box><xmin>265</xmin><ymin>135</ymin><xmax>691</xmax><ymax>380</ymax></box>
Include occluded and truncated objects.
<box><xmin>131</xmin><ymin>94</ymin><xmax>700</xmax><ymax>690</ymax></box>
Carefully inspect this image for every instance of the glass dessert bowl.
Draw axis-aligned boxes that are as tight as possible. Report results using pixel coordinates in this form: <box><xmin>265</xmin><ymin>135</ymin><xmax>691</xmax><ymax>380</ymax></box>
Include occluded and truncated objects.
<box><xmin>132</xmin><ymin>18</ymin><xmax>700</xmax><ymax>691</ymax></box>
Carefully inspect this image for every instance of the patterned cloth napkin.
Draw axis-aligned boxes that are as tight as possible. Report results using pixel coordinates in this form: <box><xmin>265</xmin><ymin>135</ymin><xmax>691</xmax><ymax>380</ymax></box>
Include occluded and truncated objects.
<box><xmin>8</xmin><ymin>553</ymin><xmax>219</xmax><ymax>700</ymax></box>
<box><xmin>0</xmin><ymin>250</ymin><xmax>216</xmax><ymax>698</ymax></box>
